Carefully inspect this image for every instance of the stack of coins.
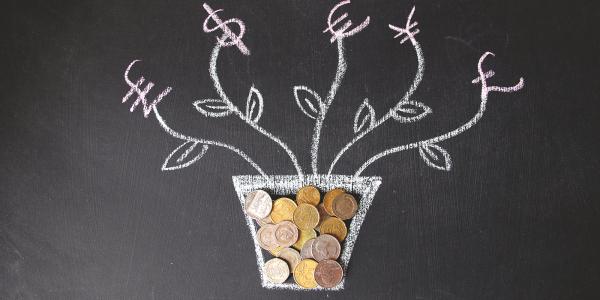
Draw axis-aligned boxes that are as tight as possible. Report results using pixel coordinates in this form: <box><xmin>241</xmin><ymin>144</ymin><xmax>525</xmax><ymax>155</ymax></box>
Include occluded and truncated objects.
<box><xmin>244</xmin><ymin>186</ymin><xmax>358</xmax><ymax>289</ymax></box>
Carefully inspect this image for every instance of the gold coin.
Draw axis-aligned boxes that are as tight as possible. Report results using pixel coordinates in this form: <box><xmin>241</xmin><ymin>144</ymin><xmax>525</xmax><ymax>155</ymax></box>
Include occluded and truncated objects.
<box><xmin>319</xmin><ymin>217</ymin><xmax>347</xmax><ymax>241</ymax></box>
<box><xmin>293</xmin><ymin>259</ymin><xmax>319</xmax><ymax>289</ymax></box>
<box><xmin>292</xmin><ymin>228</ymin><xmax>317</xmax><ymax>251</ymax></box>
<box><xmin>293</xmin><ymin>203</ymin><xmax>320</xmax><ymax>230</ymax></box>
<box><xmin>296</xmin><ymin>185</ymin><xmax>320</xmax><ymax>206</ymax></box>
<box><xmin>323</xmin><ymin>188</ymin><xmax>344</xmax><ymax>216</ymax></box>
<box><xmin>270</xmin><ymin>197</ymin><xmax>297</xmax><ymax>223</ymax></box>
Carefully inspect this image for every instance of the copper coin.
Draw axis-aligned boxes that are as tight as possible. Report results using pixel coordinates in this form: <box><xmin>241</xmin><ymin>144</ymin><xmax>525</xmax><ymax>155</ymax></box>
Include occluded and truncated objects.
<box><xmin>300</xmin><ymin>238</ymin><xmax>316</xmax><ymax>259</ymax></box>
<box><xmin>315</xmin><ymin>203</ymin><xmax>330</xmax><ymax>231</ymax></box>
<box><xmin>323</xmin><ymin>188</ymin><xmax>345</xmax><ymax>216</ymax></box>
<box><xmin>274</xmin><ymin>221</ymin><xmax>299</xmax><ymax>248</ymax></box>
<box><xmin>314</xmin><ymin>260</ymin><xmax>344</xmax><ymax>288</ymax></box>
<box><xmin>257</xmin><ymin>224</ymin><xmax>279</xmax><ymax>251</ymax></box>
<box><xmin>245</xmin><ymin>190</ymin><xmax>272</xmax><ymax>220</ymax></box>
<box><xmin>296</xmin><ymin>185</ymin><xmax>320</xmax><ymax>206</ymax></box>
<box><xmin>331</xmin><ymin>193</ymin><xmax>358</xmax><ymax>220</ymax></box>
<box><xmin>311</xmin><ymin>234</ymin><xmax>341</xmax><ymax>262</ymax></box>
<box><xmin>318</xmin><ymin>217</ymin><xmax>347</xmax><ymax>241</ymax></box>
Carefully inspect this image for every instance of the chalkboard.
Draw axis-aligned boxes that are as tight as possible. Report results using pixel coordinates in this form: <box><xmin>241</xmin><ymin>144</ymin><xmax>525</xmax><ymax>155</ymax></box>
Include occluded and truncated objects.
<box><xmin>2</xmin><ymin>0</ymin><xmax>600</xmax><ymax>299</ymax></box>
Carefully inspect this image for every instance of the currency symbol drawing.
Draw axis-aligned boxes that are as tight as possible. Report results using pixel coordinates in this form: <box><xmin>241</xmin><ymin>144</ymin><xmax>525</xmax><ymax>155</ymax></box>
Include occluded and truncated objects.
<box><xmin>122</xmin><ymin>60</ymin><xmax>172</xmax><ymax>118</ymax></box>
<box><xmin>388</xmin><ymin>6</ymin><xmax>420</xmax><ymax>44</ymax></box>
<box><xmin>323</xmin><ymin>0</ymin><xmax>370</xmax><ymax>43</ymax></box>
<box><xmin>203</xmin><ymin>3</ymin><xmax>250</xmax><ymax>55</ymax></box>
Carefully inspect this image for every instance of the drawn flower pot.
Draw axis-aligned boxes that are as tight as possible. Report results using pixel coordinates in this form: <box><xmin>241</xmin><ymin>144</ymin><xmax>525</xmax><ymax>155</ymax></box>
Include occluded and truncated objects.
<box><xmin>232</xmin><ymin>174</ymin><xmax>382</xmax><ymax>290</ymax></box>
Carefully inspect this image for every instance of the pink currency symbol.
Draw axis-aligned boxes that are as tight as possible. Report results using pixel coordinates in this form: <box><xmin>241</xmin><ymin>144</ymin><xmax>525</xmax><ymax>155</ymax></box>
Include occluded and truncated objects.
<box><xmin>122</xmin><ymin>60</ymin><xmax>172</xmax><ymax>118</ymax></box>
<box><xmin>323</xmin><ymin>0</ymin><xmax>370</xmax><ymax>43</ymax></box>
<box><xmin>202</xmin><ymin>3</ymin><xmax>250</xmax><ymax>55</ymax></box>
<box><xmin>388</xmin><ymin>6</ymin><xmax>420</xmax><ymax>44</ymax></box>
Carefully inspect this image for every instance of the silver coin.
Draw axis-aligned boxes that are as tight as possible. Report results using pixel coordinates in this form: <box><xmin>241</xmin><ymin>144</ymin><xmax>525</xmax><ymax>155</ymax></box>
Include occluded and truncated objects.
<box><xmin>257</xmin><ymin>215</ymin><xmax>273</xmax><ymax>227</ymax></box>
<box><xmin>277</xmin><ymin>247</ymin><xmax>301</xmax><ymax>271</ymax></box>
<box><xmin>245</xmin><ymin>190</ymin><xmax>272</xmax><ymax>220</ymax></box>
<box><xmin>300</xmin><ymin>238</ymin><xmax>316</xmax><ymax>259</ymax></box>
<box><xmin>274</xmin><ymin>221</ymin><xmax>299</xmax><ymax>248</ymax></box>
<box><xmin>311</xmin><ymin>234</ymin><xmax>341</xmax><ymax>262</ymax></box>
<box><xmin>257</xmin><ymin>224</ymin><xmax>278</xmax><ymax>251</ymax></box>
<box><xmin>264</xmin><ymin>258</ymin><xmax>290</xmax><ymax>284</ymax></box>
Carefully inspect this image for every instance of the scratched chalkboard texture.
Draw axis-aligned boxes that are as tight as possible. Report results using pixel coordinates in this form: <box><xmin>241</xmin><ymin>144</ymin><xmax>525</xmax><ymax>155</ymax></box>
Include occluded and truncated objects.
<box><xmin>2</xmin><ymin>0</ymin><xmax>600</xmax><ymax>299</ymax></box>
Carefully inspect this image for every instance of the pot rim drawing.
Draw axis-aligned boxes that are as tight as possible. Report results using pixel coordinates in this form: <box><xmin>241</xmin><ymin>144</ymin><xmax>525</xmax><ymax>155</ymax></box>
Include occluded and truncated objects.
<box><xmin>120</xmin><ymin>0</ymin><xmax>525</xmax><ymax>291</ymax></box>
<box><xmin>233</xmin><ymin>174</ymin><xmax>381</xmax><ymax>290</ymax></box>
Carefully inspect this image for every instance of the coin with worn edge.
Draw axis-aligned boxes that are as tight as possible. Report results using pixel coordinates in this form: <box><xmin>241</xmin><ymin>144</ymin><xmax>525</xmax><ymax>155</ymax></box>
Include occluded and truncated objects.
<box><xmin>270</xmin><ymin>197</ymin><xmax>297</xmax><ymax>223</ymax></box>
<box><xmin>323</xmin><ymin>188</ymin><xmax>345</xmax><ymax>216</ymax></box>
<box><xmin>311</xmin><ymin>234</ymin><xmax>341</xmax><ymax>262</ymax></box>
<box><xmin>264</xmin><ymin>258</ymin><xmax>290</xmax><ymax>284</ymax></box>
<box><xmin>314</xmin><ymin>260</ymin><xmax>344</xmax><ymax>288</ymax></box>
<box><xmin>296</xmin><ymin>185</ymin><xmax>320</xmax><ymax>206</ymax></box>
<box><xmin>332</xmin><ymin>193</ymin><xmax>358</xmax><ymax>220</ymax></box>
<box><xmin>293</xmin><ymin>203</ymin><xmax>320</xmax><ymax>230</ymax></box>
<box><xmin>293</xmin><ymin>259</ymin><xmax>319</xmax><ymax>289</ymax></box>
<box><xmin>245</xmin><ymin>190</ymin><xmax>273</xmax><ymax>220</ymax></box>
<box><xmin>278</xmin><ymin>247</ymin><xmax>302</xmax><ymax>271</ymax></box>
<box><xmin>274</xmin><ymin>221</ymin><xmax>299</xmax><ymax>247</ymax></box>
<box><xmin>318</xmin><ymin>217</ymin><xmax>347</xmax><ymax>241</ymax></box>
<box><xmin>300</xmin><ymin>238</ymin><xmax>316</xmax><ymax>259</ymax></box>
<box><xmin>257</xmin><ymin>224</ymin><xmax>279</xmax><ymax>251</ymax></box>
<box><xmin>292</xmin><ymin>228</ymin><xmax>317</xmax><ymax>251</ymax></box>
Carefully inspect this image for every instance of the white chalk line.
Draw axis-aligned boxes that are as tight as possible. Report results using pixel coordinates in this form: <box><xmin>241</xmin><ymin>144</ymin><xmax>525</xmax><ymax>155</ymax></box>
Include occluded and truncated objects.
<box><xmin>232</xmin><ymin>174</ymin><xmax>382</xmax><ymax>290</ymax></box>
<box><xmin>153</xmin><ymin>106</ymin><xmax>267</xmax><ymax>177</ymax></box>
<box><xmin>209</xmin><ymin>43</ymin><xmax>304</xmax><ymax>177</ymax></box>
<box><xmin>353</xmin><ymin>52</ymin><xmax>524</xmax><ymax>176</ymax></box>
<box><xmin>310</xmin><ymin>39</ymin><xmax>346</xmax><ymax>175</ymax></box>
<box><xmin>327</xmin><ymin>18</ymin><xmax>425</xmax><ymax>175</ymax></box>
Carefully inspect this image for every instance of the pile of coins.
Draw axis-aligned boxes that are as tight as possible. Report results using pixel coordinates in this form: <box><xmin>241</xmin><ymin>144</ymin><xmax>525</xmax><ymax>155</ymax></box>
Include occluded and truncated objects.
<box><xmin>244</xmin><ymin>186</ymin><xmax>358</xmax><ymax>289</ymax></box>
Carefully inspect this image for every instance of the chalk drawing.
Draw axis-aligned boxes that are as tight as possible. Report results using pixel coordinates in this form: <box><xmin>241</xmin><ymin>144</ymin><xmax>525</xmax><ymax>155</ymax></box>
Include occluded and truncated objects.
<box><xmin>323</xmin><ymin>0</ymin><xmax>370</xmax><ymax>43</ymax></box>
<box><xmin>123</xmin><ymin>60</ymin><xmax>172</xmax><ymax>118</ymax></box>
<box><xmin>203</xmin><ymin>3</ymin><xmax>249</xmax><ymax>55</ymax></box>
<box><xmin>120</xmin><ymin>2</ymin><xmax>525</xmax><ymax>291</ymax></box>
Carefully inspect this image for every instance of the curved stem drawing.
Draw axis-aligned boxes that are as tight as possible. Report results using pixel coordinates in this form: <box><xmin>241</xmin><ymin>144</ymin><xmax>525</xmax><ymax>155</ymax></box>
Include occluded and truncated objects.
<box><xmin>310</xmin><ymin>39</ymin><xmax>347</xmax><ymax>175</ymax></box>
<box><xmin>209</xmin><ymin>42</ymin><xmax>304</xmax><ymax>176</ymax></box>
<box><xmin>327</xmin><ymin>34</ymin><xmax>425</xmax><ymax>175</ymax></box>
<box><xmin>153</xmin><ymin>106</ymin><xmax>268</xmax><ymax>177</ymax></box>
<box><xmin>353</xmin><ymin>52</ymin><xmax>524</xmax><ymax>176</ymax></box>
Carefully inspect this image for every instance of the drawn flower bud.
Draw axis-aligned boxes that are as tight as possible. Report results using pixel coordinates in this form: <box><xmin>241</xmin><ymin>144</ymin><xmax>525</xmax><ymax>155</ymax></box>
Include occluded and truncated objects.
<box><xmin>390</xmin><ymin>100</ymin><xmax>432</xmax><ymax>123</ymax></box>
<box><xmin>418</xmin><ymin>143</ymin><xmax>452</xmax><ymax>171</ymax></box>
<box><xmin>293</xmin><ymin>86</ymin><xmax>323</xmax><ymax>120</ymax></box>
<box><xmin>245</xmin><ymin>85</ymin><xmax>264</xmax><ymax>123</ymax></box>
<box><xmin>162</xmin><ymin>139</ymin><xmax>210</xmax><ymax>171</ymax></box>
<box><xmin>193</xmin><ymin>98</ymin><xmax>234</xmax><ymax>117</ymax></box>
<box><xmin>353</xmin><ymin>98</ymin><xmax>375</xmax><ymax>133</ymax></box>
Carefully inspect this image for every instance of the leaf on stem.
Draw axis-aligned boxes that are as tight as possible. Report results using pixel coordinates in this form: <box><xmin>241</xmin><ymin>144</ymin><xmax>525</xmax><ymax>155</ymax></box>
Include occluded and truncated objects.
<box><xmin>245</xmin><ymin>85</ymin><xmax>264</xmax><ymax>123</ymax></box>
<box><xmin>353</xmin><ymin>98</ymin><xmax>375</xmax><ymax>133</ymax></box>
<box><xmin>193</xmin><ymin>99</ymin><xmax>234</xmax><ymax>117</ymax></box>
<box><xmin>162</xmin><ymin>139</ymin><xmax>210</xmax><ymax>171</ymax></box>
<box><xmin>293</xmin><ymin>86</ymin><xmax>323</xmax><ymax>119</ymax></box>
<box><xmin>418</xmin><ymin>143</ymin><xmax>452</xmax><ymax>171</ymax></box>
<box><xmin>390</xmin><ymin>100</ymin><xmax>432</xmax><ymax>123</ymax></box>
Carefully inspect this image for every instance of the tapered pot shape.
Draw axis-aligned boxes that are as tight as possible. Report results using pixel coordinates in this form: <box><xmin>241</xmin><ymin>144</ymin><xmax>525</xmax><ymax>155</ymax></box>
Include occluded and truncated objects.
<box><xmin>232</xmin><ymin>175</ymin><xmax>382</xmax><ymax>290</ymax></box>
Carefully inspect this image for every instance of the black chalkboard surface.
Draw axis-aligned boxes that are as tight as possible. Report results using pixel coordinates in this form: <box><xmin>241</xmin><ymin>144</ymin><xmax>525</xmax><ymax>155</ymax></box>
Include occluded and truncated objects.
<box><xmin>2</xmin><ymin>0</ymin><xmax>600</xmax><ymax>299</ymax></box>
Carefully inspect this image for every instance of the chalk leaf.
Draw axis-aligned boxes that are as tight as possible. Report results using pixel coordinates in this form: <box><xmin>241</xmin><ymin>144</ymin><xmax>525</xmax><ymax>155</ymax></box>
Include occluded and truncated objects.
<box><xmin>193</xmin><ymin>99</ymin><xmax>233</xmax><ymax>117</ymax></box>
<box><xmin>418</xmin><ymin>143</ymin><xmax>452</xmax><ymax>171</ymax></box>
<box><xmin>245</xmin><ymin>85</ymin><xmax>264</xmax><ymax>123</ymax></box>
<box><xmin>390</xmin><ymin>100</ymin><xmax>432</xmax><ymax>123</ymax></box>
<box><xmin>293</xmin><ymin>86</ymin><xmax>323</xmax><ymax>119</ymax></box>
<box><xmin>162</xmin><ymin>140</ymin><xmax>210</xmax><ymax>171</ymax></box>
<box><xmin>353</xmin><ymin>98</ymin><xmax>375</xmax><ymax>133</ymax></box>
